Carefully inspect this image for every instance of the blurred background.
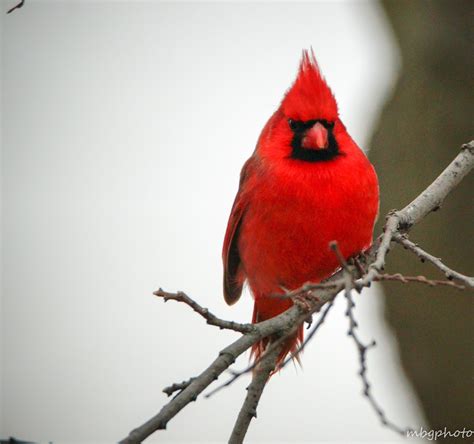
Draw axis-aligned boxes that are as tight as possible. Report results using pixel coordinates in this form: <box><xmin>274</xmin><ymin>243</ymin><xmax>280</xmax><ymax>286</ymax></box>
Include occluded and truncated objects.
<box><xmin>370</xmin><ymin>0</ymin><xmax>473</xmax><ymax>440</ymax></box>
<box><xmin>1</xmin><ymin>1</ymin><xmax>471</xmax><ymax>443</ymax></box>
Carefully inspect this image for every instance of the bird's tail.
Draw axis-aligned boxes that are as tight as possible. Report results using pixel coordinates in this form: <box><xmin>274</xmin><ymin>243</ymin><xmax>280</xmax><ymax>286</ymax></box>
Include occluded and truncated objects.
<box><xmin>251</xmin><ymin>295</ymin><xmax>303</xmax><ymax>372</ymax></box>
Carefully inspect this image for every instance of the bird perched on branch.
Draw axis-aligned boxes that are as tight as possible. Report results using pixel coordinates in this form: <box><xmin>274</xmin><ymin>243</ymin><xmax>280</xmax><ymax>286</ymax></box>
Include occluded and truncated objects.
<box><xmin>222</xmin><ymin>50</ymin><xmax>379</xmax><ymax>368</ymax></box>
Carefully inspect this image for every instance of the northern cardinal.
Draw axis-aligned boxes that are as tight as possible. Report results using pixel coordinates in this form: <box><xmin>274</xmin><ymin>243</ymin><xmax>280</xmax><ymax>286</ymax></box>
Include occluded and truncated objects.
<box><xmin>222</xmin><ymin>50</ymin><xmax>379</xmax><ymax>367</ymax></box>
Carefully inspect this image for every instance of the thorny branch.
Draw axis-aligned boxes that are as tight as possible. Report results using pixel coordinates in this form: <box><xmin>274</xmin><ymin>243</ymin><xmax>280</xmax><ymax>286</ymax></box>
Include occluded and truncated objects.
<box><xmin>120</xmin><ymin>141</ymin><xmax>474</xmax><ymax>444</ymax></box>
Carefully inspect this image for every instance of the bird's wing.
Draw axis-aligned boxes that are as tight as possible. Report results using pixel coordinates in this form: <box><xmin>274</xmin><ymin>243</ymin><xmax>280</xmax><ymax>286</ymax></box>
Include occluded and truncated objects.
<box><xmin>222</xmin><ymin>156</ymin><xmax>256</xmax><ymax>305</ymax></box>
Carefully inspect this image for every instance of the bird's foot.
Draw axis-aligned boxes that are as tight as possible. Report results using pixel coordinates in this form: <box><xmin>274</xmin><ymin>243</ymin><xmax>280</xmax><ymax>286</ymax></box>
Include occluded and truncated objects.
<box><xmin>293</xmin><ymin>292</ymin><xmax>319</xmax><ymax>313</ymax></box>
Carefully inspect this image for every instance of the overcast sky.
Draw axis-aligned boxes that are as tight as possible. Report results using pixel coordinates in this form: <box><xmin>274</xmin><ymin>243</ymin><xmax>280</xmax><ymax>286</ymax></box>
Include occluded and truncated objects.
<box><xmin>2</xmin><ymin>1</ymin><xmax>426</xmax><ymax>443</ymax></box>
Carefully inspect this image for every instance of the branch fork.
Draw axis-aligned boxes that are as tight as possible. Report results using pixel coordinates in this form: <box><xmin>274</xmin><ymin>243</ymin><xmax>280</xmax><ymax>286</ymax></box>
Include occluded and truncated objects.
<box><xmin>120</xmin><ymin>141</ymin><xmax>473</xmax><ymax>444</ymax></box>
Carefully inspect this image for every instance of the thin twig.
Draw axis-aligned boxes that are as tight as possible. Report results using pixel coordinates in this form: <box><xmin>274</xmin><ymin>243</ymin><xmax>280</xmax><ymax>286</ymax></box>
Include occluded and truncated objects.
<box><xmin>6</xmin><ymin>0</ymin><xmax>24</xmax><ymax>14</ymax></box>
<box><xmin>375</xmin><ymin>272</ymin><xmax>465</xmax><ymax>289</ymax></box>
<box><xmin>154</xmin><ymin>288</ymin><xmax>255</xmax><ymax>333</ymax></box>
<box><xmin>329</xmin><ymin>240</ymin><xmax>351</xmax><ymax>272</ymax></box>
<box><xmin>274</xmin><ymin>280</ymin><xmax>342</xmax><ymax>300</ymax></box>
<box><xmin>329</xmin><ymin>241</ymin><xmax>410</xmax><ymax>434</ymax></box>
<box><xmin>394</xmin><ymin>234</ymin><xmax>474</xmax><ymax>288</ymax></box>
<box><xmin>343</xmin><ymin>273</ymin><xmax>410</xmax><ymax>435</ymax></box>
<box><xmin>358</xmin><ymin>216</ymin><xmax>397</xmax><ymax>287</ymax></box>
<box><xmin>352</xmin><ymin>256</ymin><xmax>368</xmax><ymax>277</ymax></box>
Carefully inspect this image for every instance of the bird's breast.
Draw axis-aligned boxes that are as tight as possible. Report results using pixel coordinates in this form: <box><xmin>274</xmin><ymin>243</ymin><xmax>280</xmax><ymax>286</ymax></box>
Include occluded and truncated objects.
<box><xmin>238</xmin><ymin>156</ymin><xmax>379</xmax><ymax>295</ymax></box>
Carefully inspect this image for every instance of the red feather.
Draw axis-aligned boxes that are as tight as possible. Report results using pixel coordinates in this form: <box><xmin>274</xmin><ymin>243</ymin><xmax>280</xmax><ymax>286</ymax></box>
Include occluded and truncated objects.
<box><xmin>222</xmin><ymin>50</ymin><xmax>379</xmax><ymax>370</ymax></box>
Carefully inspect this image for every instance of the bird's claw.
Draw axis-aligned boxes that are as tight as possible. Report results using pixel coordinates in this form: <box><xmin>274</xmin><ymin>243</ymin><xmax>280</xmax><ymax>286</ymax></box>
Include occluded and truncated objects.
<box><xmin>293</xmin><ymin>292</ymin><xmax>318</xmax><ymax>313</ymax></box>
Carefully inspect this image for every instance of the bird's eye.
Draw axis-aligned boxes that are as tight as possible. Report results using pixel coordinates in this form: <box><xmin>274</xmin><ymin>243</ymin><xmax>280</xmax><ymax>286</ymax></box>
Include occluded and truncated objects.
<box><xmin>288</xmin><ymin>119</ymin><xmax>299</xmax><ymax>131</ymax></box>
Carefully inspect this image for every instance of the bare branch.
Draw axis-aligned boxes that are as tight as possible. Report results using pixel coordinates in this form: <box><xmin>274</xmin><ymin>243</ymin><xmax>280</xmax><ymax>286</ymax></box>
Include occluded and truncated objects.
<box><xmin>154</xmin><ymin>288</ymin><xmax>255</xmax><ymax>333</ymax></box>
<box><xmin>343</xmin><ymin>277</ymin><xmax>410</xmax><ymax>435</ymax></box>
<box><xmin>398</xmin><ymin>141</ymin><xmax>474</xmax><ymax>227</ymax></box>
<box><xmin>205</xmin><ymin>312</ymin><xmax>312</xmax><ymax>398</ymax></box>
<box><xmin>327</xmin><ymin>241</ymin><xmax>410</xmax><ymax>433</ymax></box>
<box><xmin>120</xmin><ymin>141</ymin><xmax>474</xmax><ymax>443</ymax></box>
<box><xmin>120</xmin><ymin>282</ymin><xmax>338</xmax><ymax>443</ymax></box>
<box><xmin>329</xmin><ymin>240</ymin><xmax>351</xmax><ymax>272</ymax></box>
<box><xmin>359</xmin><ymin>140</ymin><xmax>474</xmax><ymax>288</ymax></box>
<box><xmin>228</xmin><ymin>342</ymin><xmax>283</xmax><ymax>444</ymax></box>
<box><xmin>375</xmin><ymin>272</ymin><xmax>465</xmax><ymax>289</ymax></box>
<box><xmin>394</xmin><ymin>235</ymin><xmax>474</xmax><ymax>288</ymax></box>
<box><xmin>119</xmin><ymin>332</ymin><xmax>259</xmax><ymax>443</ymax></box>
<box><xmin>274</xmin><ymin>280</ymin><xmax>341</xmax><ymax>299</ymax></box>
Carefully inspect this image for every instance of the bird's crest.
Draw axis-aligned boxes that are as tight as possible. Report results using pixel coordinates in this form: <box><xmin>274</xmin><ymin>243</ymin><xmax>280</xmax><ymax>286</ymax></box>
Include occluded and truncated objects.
<box><xmin>281</xmin><ymin>49</ymin><xmax>338</xmax><ymax>122</ymax></box>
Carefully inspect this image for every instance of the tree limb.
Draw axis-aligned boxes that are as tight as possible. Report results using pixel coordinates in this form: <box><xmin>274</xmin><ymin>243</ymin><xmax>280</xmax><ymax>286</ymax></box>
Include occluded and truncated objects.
<box><xmin>120</xmin><ymin>279</ymin><xmax>338</xmax><ymax>443</ymax></box>
<box><xmin>119</xmin><ymin>141</ymin><xmax>473</xmax><ymax>444</ymax></box>
<box><xmin>228</xmin><ymin>342</ymin><xmax>284</xmax><ymax>444</ymax></box>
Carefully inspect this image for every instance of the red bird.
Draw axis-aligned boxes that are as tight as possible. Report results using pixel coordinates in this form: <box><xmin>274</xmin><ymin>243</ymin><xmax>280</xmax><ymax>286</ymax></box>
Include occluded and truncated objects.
<box><xmin>222</xmin><ymin>50</ymin><xmax>379</xmax><ymax>367</ymax></box>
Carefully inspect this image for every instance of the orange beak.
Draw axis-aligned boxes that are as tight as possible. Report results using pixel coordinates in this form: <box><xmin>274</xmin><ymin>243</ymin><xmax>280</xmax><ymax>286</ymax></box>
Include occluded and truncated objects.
<box><xmin>302</xmin><ymin>122</ymin><xmax>328</xmax><ymax>150</ymax></box>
